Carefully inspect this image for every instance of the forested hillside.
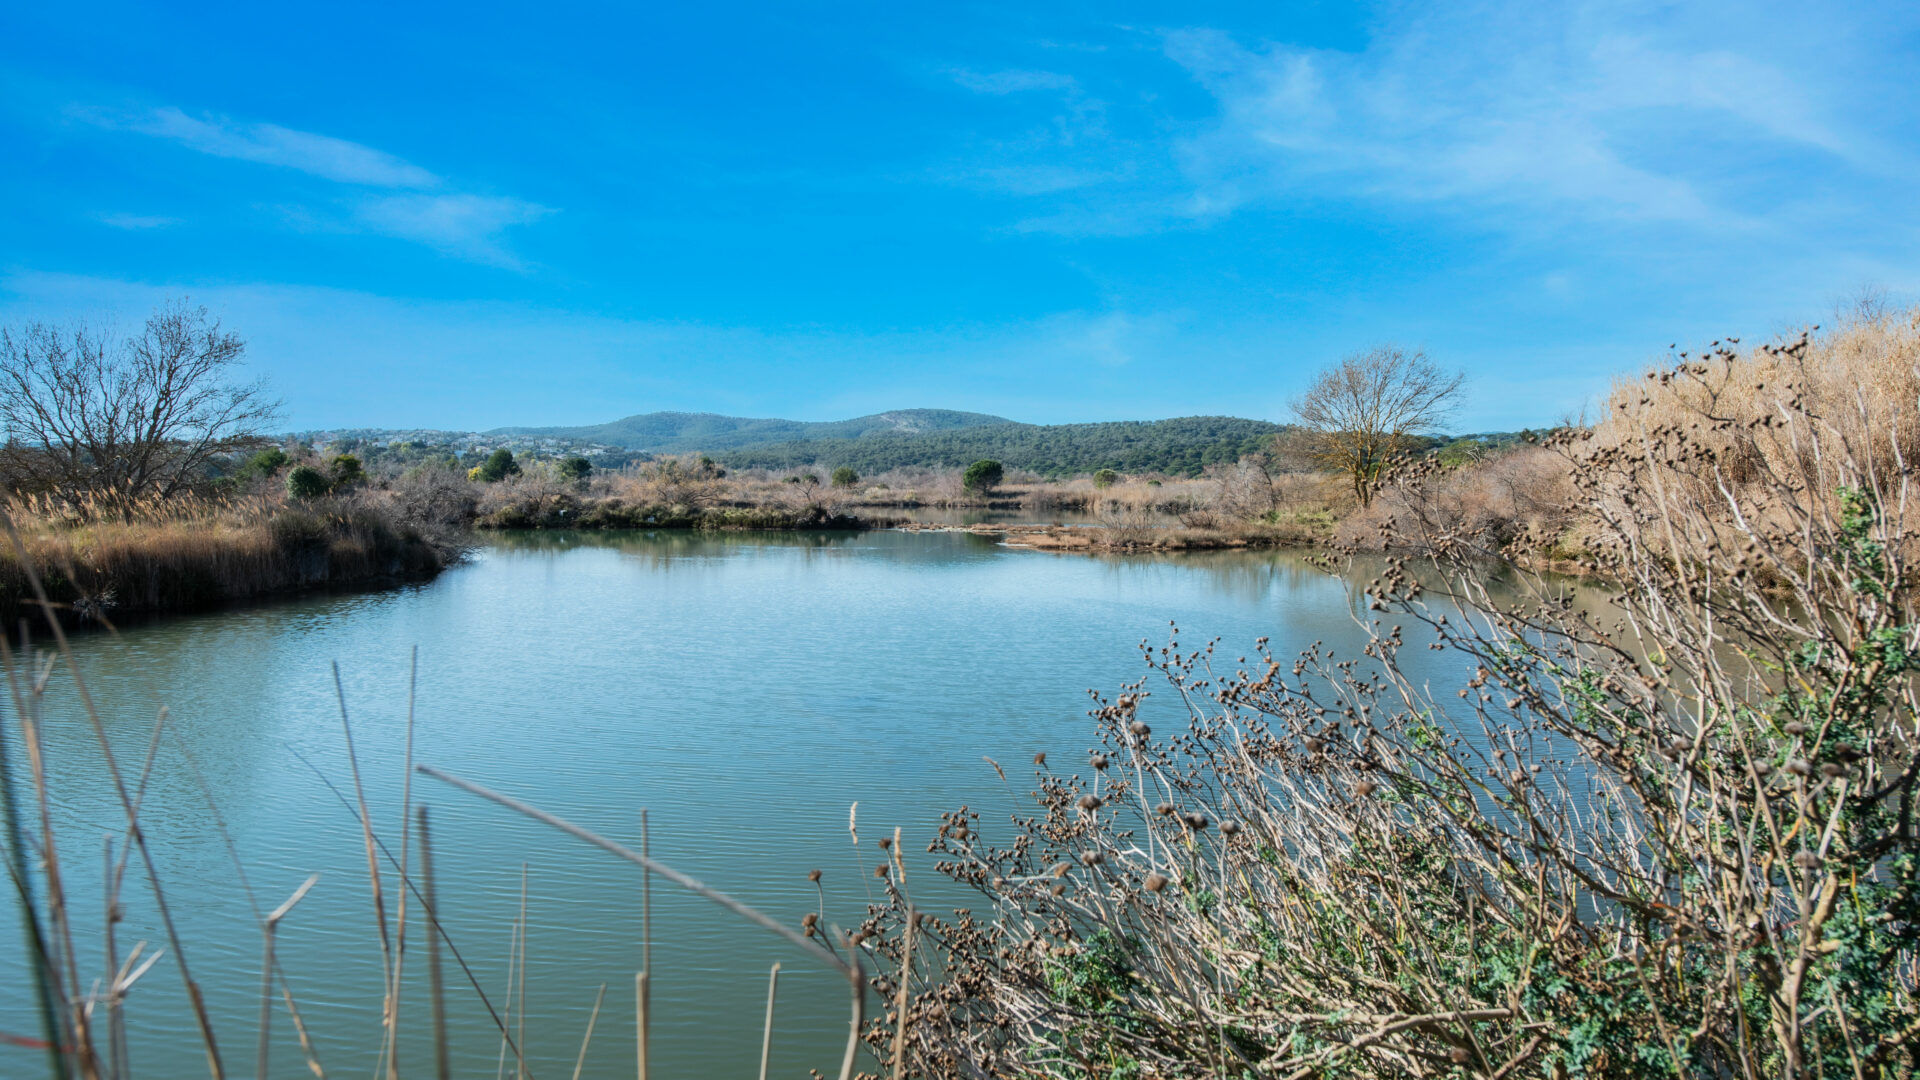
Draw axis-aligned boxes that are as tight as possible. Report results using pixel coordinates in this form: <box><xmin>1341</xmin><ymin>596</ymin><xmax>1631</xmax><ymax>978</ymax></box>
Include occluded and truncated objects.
<box><xmin>493</xmin><ymin>408</ymin><xmax>1008</xmax><ymax>451</ymax></box>
<box><xmin>714</xmin><ymin>416</ymin><xmax>1287</xmax><ymax>476</ymax></box>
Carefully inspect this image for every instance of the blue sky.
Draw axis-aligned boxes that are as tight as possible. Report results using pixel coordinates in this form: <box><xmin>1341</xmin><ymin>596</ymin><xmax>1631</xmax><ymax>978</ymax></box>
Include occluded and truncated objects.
<box><xmin>2</xmin><ymin>1</ymin><xmax>1915</xmax><ymax>432</ymax></box>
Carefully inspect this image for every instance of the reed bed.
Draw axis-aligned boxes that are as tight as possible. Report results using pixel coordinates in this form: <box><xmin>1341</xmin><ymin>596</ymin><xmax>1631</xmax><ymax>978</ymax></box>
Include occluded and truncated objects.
<box><xmin>0</xmin><ymin>491</ymin><xmax>452</xmax><ymax>625</ymax></box>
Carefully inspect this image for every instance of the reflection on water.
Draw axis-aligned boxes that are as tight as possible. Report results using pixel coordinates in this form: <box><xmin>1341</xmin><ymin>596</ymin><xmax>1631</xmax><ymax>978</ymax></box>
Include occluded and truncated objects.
<box><xmin>2</xmin><ymin>530</ymin><xmax>1475</xmax><ymax>1078</ymax></box>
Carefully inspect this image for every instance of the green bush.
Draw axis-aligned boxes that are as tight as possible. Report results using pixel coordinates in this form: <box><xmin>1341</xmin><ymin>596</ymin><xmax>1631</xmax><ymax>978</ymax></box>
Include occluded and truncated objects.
<box><xmin>285</xmin><ymin>465</ymin><xmax>330</xmax><ymax>500</ymax></box>
<box><xmin>1092</xmin><ymin>468</ymin><xmax>1119</xmax><ymax>489</ymax></box>
<box><xmin>240</xmin><ymin>446</ymin><xmax>290</xmax><ymax>480</ymax></box>
<box><xmin>556</xmin><ymin>456</ymin><xmax>593</xmax><ymax>482</ymax></box>
<box><xmin>831</xmin><ymin>466</ymin><xmax>859</xmax><ymax>488</ymax></box>
<box><xmin>330</xmin><ymin>454</ymin><xmax>365</xmax><ymax>488</ymax></box>
<box><xmin>962</xmin><ymin>459</ymin><xmax>1003</xmax><ymax>493</ymax></box>
<box><xmin>475</xmin><ymin>448</ymin><xmax>521</xmax><ymax>483</ymax></box>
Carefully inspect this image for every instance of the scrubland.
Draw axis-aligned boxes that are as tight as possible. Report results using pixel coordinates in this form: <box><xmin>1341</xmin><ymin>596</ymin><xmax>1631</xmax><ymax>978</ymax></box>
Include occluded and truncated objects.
<box><xmin>8</xmin><ymin>306</ymin><xmax>1920</xmax><ymax>1078</ymax></box>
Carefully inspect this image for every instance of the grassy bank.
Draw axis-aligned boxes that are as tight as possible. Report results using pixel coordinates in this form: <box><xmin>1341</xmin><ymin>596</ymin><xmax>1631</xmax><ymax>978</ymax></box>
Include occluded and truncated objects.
<box><xmin>0</xmin><ymin>492</ymin><xmax>459</xmax><ymax>626</ymax></box>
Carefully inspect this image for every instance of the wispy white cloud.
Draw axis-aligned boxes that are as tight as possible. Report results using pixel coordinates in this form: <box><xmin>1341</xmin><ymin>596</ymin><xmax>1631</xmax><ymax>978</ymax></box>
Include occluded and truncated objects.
<box><xmin>77</xmin><ymin>103</ymin><xmax>551</xmax><ymax>266</ymax></box>
<box><xmin>1160</xmin><ymin>4</ymin><xmax>1884</xmax><ymax>229</ymax></box>
<box><xmin>936</xmin><ymin>66</ymin><xmax>1123</xmax><ymax>197</ymax></box>
<box><xmin>83</xmin><ymin>105</ymin><xmax>441</xmax><ymax>188</ymax></box>
<box><xmin>96</xmin><ymin>212</ymin><xmax>180</xmax><ymax>230</ymax></box>
<box><xmin>354</xmin><ymin>194</ymin><xmax>555</xmax><ymax>268</ymax></box>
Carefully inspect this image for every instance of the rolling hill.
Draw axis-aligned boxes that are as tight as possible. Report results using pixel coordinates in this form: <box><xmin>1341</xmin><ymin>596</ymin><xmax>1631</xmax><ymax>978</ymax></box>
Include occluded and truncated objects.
<box><xmin>315</xmin><ymin>409</ymin><xmax>1293</xmax><ymax>477</ymax></box>
<box><xmin>490</xmin><ymin>408</ymin><xmax>1009</xmax><ymax>452</ymax></box>
<box><xmin>710</xmin><ymin>416</ymin><xmax>1288</xmax><ymax>477</ymax></box>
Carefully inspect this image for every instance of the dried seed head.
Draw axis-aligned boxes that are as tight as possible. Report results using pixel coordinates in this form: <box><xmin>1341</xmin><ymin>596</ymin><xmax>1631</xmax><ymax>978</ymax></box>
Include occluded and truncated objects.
<box><xmin>1752</xmin><ymin>761</ymin><xmax>1773</xmax><ymax>777</ymax></box>
<box><xmin>808</xmin><ymin>869</ymin><xmax>822</xmax><ymax>882</ymax></box>
<box><xmin>1219</xmin><ymin>820</ymin><xmax>1241</xmax><ymax>836</ymax></box>
<box><xmin>1077</xmin><ymin>794</ymin><xmax>1103</xmax><ymax>811</ymax></box>
<box><xmin>1128</xmin><ymin>721</ymin><xmax>1151</xmax><ymax>738</ymax></box>
<box><xmin>1793</xmin><ymin>850</ymin><xmax>1822</xmax><ymax>869</ymax></box>
<box><xmin>1049</xmin><ymin>882</ymin><xmax>1066</xmax><ymax>896</ymax></box>
<box><xmin>1051</xmin><ymin>861</ymin><xmax>1071</xmax><ymax>878</ymax></box>
<box><xmin>875</xmin><ymin>864</ymin><xmax>889</xmax><ymax>878</ymax></box>
<box><xmin>1305</xmin><ymin>737</ymin><xmax>1326</xmax><ymax>754</ymax></box>
<box><xmin>1143</xmin><ymin>872</ymin><xmax>1169</xmax><ymax>893</ymax></box>
<box><xmin>850</xmin><ymin>931</ymin><xmax>867</xmax><ymax>946</ymax></box>
<box><xmin>1184</xmin><ymin>813</ymin><xmax>1210</xmax><ymax>831</ymax></box>
<box><xmin>1449</xmin><ymin>1048</ymin><xmax>1471</xmax><ymax>1064</ymax></box>
<box><xmin>1785</xmin><ymin>759</ymin><xmax>1813</xmax><ymax>776</ymax></box>
<box><xmin>951</xmin><ymin>823</ymin><xmax>969</xmax><ymax>840</ymax></box>
<box><xmin>1784</xmin><ymin>721</ymin><xmax>1808</xmax><ymax>736</ymax></box>
<box><xmin>1033</xmin><ymin>752</ymin><xmax>1047</xmax><ymax>766</ymax></box>
<box><xmin>1091</xmin><ymin>754</ymin><xmax>1109</xmax><ymax>770</ymax></box>
<box><xmin>1155</xmin><ymin>802</ymin><xmax>1175</xmax><ymax>816</ymax></box>
<box><xmin>1080</xmin><ymin>850</ymin><xmax>1105</xmax><ymax>867</ymax></box>
<box><xmin>878</xmin><ymin>837</ymin><xmax>892</xmax><ymax>851</ymax></box>
<box><xmin>1820</xmin><ymin>761</ymin><xmax>1846</xmax><ymax>778</ymax></box>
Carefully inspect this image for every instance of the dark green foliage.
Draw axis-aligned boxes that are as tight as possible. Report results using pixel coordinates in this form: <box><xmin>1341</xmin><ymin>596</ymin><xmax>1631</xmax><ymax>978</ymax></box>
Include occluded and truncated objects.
<box><xmin>831</xmin><ymin>465</ymin><xmax>860</xmax><ymax>488</ymax></box>
<box><xmin>716</xmin><ymin>417</ymin><xmax>1288</xmax><ymax>477</ymax></box>
<box><xmin>1428</xmin><ymin>432</ymin><xmax>1524</xmax><ymax>467</ymax></box>
<box><xmin>962</xmin><ymin>460</ymin><xmax>1003</xmax><ymax>493</ymax></box>
<box><xmin>329</xmin><ymin>454</ymin><xmax>365</xmax><ymax>488</ymax></box>
<box><xmin>1092</xmin><ymin>468</ymin><xmax>1118</xmax><ymax>489</ymax></box>
<box><xmin>285</xmin><ymin>465</ymin><xmax>329</xmax><ymax>500</ymax></box>
<box><xmin>240</xmin><ymin>446</ymin><xmax>290</xmax><ymax>479</ymax></box>
<box><xmin>555</xmin><ymin>456</ymin><xmax>593</xmax><ymax>481</ymax></box>
<box><xmin>475</xmin><ymin>448</ymin><xmax>521</xmax><ymax>482</ymax></box>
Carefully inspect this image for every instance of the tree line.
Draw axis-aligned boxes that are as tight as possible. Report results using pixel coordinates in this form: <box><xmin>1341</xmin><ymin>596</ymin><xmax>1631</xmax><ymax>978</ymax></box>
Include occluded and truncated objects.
<box><xmin>714</xmin><ymin>416</ymin><xmax>1289</xmax><ymax>477</ymax></box>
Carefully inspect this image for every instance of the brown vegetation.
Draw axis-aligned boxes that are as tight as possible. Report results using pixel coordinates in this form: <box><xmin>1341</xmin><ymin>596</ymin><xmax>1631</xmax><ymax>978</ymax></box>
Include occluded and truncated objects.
<box><xmin>1340</xmin><ymin>303</ymin><xmax>1920</xmax><ymax>571</ymax></box>
<box><xmin>0</xmin><ymin>489</ymin><xmax>460</xmax><ymax>625</ymax></box>
<box><xmin>852</xmin><ymin>309</ymin><xmax>1920</xmax><ymax>1078</ymax></box>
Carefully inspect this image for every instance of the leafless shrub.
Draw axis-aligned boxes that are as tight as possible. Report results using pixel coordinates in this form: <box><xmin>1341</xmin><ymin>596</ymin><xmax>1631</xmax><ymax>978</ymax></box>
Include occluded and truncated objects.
<box><xmin>391</xmin><ymin>463</ymin><xmax>480</xmax><ymax>547</ymax></box>
<box><xmin>861</xmin><ymin>329</ymin><xmax>1920</xmax><ymax>1077</ymax></box>
<box><xmin>1096</xmin><ymin>490</ymin><xmax>1159</xmax><ymax>546</ymax></box>
<box><xmin>613</xmin><ymin>454</ymin><xmax>729</xmax><ymax>509</ymax></box>
<box><xmin>1337</xmin><ymin>443</ymin><xmax>1580</xmax><ymax>555</ymax></box>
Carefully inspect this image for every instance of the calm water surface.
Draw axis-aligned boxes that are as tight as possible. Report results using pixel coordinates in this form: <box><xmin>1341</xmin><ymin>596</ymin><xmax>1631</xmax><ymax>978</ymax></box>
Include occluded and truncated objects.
<box><xmin>2</xmin><ymin>529</ymin><xmax>1462</xmax><ymax>1078</ymax></box>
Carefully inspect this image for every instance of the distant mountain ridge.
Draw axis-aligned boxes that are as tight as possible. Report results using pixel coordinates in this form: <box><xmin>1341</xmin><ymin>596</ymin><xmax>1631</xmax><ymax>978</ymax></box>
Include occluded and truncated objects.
<box><xmin>490</xmin><ymin>408</ymin><xmax>1009</xmax><ymax>452</ymax></box>
<box><xmin>712</xmin><ymin>415</ymin><xmax>1288</xmax><ymax>477</ymax></box>
<box><xmin>306</xmin><ymin>408</ymin><xmax>1294</xmax><ymax>478</ymax></box>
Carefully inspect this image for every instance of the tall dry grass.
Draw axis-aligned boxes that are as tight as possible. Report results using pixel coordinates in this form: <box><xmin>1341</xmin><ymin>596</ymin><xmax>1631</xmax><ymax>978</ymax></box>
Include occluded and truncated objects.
<box><xmin>1332</xmin><ymin>306</ymin><xmax>1920</xmax><ymax>561</ymax></box>
<box><xmin>855</xmin><ymin>313</ymin><xmax>1920</xmax><ymax>1078</ymax></box>
<box><xmin>0</xmin><ymin>491</ymin><xmax>455</xmax><ymax>624</ymax></box>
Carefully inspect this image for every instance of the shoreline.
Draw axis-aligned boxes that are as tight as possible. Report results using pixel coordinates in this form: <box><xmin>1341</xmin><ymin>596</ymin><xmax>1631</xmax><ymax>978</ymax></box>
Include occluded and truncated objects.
<box><xmin>890</xmin><ymin>519</ymin><xmax>1324</xmax><ymax>552</ymax></box>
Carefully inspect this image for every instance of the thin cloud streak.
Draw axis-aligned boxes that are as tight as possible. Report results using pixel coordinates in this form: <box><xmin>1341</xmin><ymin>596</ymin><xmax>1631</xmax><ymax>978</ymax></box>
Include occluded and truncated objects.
<box><xmin>75</xmin><ymin>102</ymin><xmax>552</xmax><ymax>266</ymax></box>
<box><xmin>81</xmin><ymin>105</ymin><xmax>442</xmax><ymax>188</ymax></box>
<box><xmin>354</xmin><ymin>194</ymin><xmax>555</xmax><ymax>268</ymax></box>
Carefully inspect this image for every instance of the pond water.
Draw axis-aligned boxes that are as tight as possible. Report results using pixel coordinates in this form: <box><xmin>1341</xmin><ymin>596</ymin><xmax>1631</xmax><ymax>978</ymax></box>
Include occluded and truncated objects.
<box><xmin>0</xmin><ymin>528</ymin><xmax>1471</xmax><ymax>1078</ymax></box>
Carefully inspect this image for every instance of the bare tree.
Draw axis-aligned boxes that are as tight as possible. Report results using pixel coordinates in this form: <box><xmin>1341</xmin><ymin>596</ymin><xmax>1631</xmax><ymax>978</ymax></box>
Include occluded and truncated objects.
<box><xmin>0</xmin><ymin>301</ymin><xmax>279</xmax><ymax>502</ymax></box>
<box><xmin>1290</xmin><ymin>345</ymin><xmax>1462</xmax><ymax>507</ymax></box>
